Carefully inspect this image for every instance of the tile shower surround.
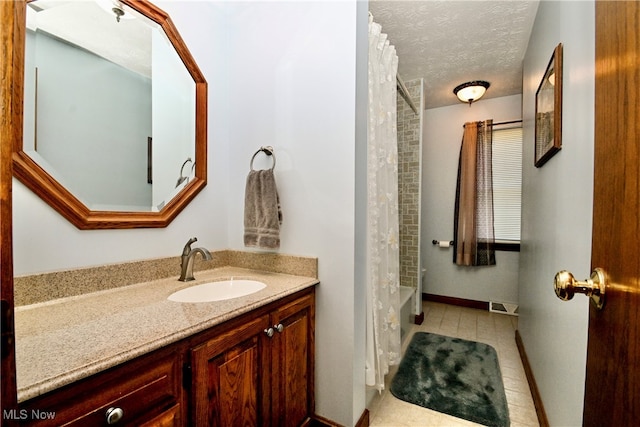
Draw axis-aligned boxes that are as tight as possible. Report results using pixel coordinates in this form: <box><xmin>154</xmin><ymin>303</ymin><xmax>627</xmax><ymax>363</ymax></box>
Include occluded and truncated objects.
<box><xmin>398</xmin><ymin>78</ymin><xmax>422</xmax><ymax>293</ymax></box>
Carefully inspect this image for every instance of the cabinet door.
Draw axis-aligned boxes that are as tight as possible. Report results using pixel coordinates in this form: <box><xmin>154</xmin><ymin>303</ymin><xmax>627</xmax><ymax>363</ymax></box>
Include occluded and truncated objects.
<box><xmin>190</xmin><ymin>314</ymin><xmax>271</xmax><ymax>427</ymax></box>
<box><xmin>139</xmin><ymin>404</ymin><xmax>181</xmax><ymax>427</ymax></box>
<box><xmin>270</xmin><ymin>292</ymin><xmax>315</xmax><ymax>427</ymax></box>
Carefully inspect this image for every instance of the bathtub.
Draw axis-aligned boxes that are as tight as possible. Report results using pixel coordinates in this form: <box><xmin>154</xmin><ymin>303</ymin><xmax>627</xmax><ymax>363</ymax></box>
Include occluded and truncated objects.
<box><xmin>399</xmin><ymin>285</ymin><xmax>415</xmax><ymax>344</ymax></box>
<box><xmin>366</xmin><ymin>285</ymin><xmax>416</xmax><ymax>407</ymax></box>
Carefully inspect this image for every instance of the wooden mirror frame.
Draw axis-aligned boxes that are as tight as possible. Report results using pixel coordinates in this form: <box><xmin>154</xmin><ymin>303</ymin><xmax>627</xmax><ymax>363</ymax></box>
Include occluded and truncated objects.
<box><xmin>12</xmin><ymin>0</ymin><xmax>207</xmax><ymax>229</ymax></box>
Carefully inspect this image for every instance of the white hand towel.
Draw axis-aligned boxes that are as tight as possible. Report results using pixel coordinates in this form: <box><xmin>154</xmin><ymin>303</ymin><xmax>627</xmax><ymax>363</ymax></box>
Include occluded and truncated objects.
<box><xmin>244</xmin><ymin>169</ymin><xmax>282</xmax><ymax>249</ymax></box>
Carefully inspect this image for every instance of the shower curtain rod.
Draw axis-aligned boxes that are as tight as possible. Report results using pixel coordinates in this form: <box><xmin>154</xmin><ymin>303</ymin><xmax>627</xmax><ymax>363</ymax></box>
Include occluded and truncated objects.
<box><xmin>396</xmin><ymin>74</ymin><xmax>419</xmax><ymax>115</ymax></box>
<box><xmin>370</xmin><ymin>11</ymin><xmax>417</xmax><ymax>115</ymax></box>
<box><xmin>370</xmin><ymin>11</ymin><xmax>418</xmax><ymax>115</ymax></box>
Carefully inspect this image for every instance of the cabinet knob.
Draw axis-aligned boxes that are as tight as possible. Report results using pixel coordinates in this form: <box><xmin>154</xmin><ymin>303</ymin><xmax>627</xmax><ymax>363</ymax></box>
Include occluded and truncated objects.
<box><xmin>105</xmin><ymin>407</ymin><xmax>124</xmax><ymax>424</ymax></box>
<box><xmin>264</xmin><ymin>327</ymin><xmax>275</xmax><ymax>338</ymax></box>
<box><xmin>274</xmin><ymin>323</ymin><xmax>284</xmax><ymax>333</ymax></box>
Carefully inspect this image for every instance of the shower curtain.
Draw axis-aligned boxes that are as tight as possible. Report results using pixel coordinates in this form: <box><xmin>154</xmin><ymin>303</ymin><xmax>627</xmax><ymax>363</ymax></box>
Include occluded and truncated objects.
<box><xmin>365</xmin><ymin>14</ymin><xmax>401</xmax><ymax>391</ymax></box>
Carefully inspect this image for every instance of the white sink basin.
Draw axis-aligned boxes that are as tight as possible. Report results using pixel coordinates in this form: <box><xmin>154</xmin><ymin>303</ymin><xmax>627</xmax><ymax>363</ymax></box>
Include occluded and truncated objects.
<box><xmin>168</xmin><ymin>279</ymin><xmax>267</xmax><ymax>303</ymax></box>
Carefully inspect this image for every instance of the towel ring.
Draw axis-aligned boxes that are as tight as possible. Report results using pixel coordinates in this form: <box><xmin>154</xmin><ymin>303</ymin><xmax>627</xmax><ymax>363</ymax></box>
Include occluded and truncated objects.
<box><xmin>250</xmin><ymin>146</ymin><xmax>276</xmax><ymax>171</ymax></box>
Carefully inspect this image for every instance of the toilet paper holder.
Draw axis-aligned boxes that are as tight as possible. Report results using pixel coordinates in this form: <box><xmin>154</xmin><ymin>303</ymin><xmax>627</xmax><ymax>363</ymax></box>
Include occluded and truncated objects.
<box><xmin>432</xmin><ymin>240</ymin><xmax>454</xmax><ymax>247</ymax></box>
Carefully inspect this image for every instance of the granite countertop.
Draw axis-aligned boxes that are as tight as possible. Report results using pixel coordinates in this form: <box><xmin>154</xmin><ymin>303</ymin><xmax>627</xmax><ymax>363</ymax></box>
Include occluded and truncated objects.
<box><xmin>14</xmin><ymin>266</ymin><xmax>318</xmax><ymax>403</ymax></box>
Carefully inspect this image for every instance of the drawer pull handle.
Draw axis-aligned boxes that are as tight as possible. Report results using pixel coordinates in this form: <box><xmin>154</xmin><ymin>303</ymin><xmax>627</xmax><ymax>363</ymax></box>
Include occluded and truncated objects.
<box><xmin>105</xmin><ymin>407</ymin><xmax>124</xmax><ymax>424</ymax></box>
<box><xmin>264</xmin><ymin>327</ymin><xmax>275</xmax><ymax>338</ymax></box>
<box><xmin>274</xmin><ymin>323</ymin><xmax>284</xmax><ymax>333</ymax></box>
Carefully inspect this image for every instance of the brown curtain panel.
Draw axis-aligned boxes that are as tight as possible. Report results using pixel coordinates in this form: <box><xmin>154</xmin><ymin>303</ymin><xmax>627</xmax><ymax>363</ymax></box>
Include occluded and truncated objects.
<box><xmin>453</xmin><ymin>120</ymin><xmax>496</xmax><ymax>266</ymax></box>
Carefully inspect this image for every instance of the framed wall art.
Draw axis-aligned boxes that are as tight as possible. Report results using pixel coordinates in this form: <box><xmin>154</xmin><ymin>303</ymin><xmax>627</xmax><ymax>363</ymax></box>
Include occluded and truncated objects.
<box><xmin>535</xmin><ymin>43</ymin><xmax>563</xmax><ymax>167</ymax></box>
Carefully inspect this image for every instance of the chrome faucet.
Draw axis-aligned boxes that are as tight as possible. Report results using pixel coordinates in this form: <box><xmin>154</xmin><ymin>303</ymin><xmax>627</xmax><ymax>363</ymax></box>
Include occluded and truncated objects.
<box><xmin>179</xmin><ymin>237</ymin><xmax>212</xmax><ymax>282</ymax></box>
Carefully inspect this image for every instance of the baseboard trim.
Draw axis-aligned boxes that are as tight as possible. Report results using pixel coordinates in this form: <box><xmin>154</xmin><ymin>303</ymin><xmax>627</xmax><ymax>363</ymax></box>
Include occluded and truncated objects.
<box><xmin>414</xmin><ymin>311</ymin><xmax>424</xmax><ymax>325</ymax></box>
<box><xmin>515</xmin><ymin>330</ymin><xmax>550</xmax><ymax>427</ymax></box>
<box><xmin>310</xmin><ymin>414</ymin><xmax>341</xmax><ymax>427</ymax></box>
<box><xmin>355</xmin><ymin>409</ymin><xmax>369</xmax><ymax>427</ymax></box>
<box><xmin>311</xmin><ymin>409</ymin><xmax>369</xmax><ymax>427</ymax></box>
<box><xmin>422</xmin><ymin>293</ymin><xmax>489</xmax><ymax>311</ymax></box>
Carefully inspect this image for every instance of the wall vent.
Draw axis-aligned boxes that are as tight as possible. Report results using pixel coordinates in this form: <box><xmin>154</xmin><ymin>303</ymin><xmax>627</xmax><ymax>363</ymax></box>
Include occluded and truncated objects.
<box><xmin>489</xmin><ymin>301</ymin><xmax>519</xmax><ymax>316</ymax></box>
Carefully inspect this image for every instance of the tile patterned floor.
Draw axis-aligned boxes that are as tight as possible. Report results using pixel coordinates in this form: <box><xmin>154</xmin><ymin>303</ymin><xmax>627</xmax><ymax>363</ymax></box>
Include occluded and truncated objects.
<box><xmin>368</xmin><ymin>301</ymin><xmax>540</xmax><ymax>427</ymax></box>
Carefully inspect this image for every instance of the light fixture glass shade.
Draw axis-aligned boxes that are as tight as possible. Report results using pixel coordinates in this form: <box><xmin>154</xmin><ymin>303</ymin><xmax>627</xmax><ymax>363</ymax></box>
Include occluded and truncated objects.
<box><xmin>453</xmin><ymin>80</ymin><xmax>490</xmax><ymax>104</ymax></box>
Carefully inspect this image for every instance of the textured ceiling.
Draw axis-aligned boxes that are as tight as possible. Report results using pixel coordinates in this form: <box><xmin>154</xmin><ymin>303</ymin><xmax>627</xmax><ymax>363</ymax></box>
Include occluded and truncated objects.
<box><xmin>30</xmin><ymin>0</ymin><xmax>539</xmax><ymax>109</ymax></box>
<box><xmin>369</xmin><ymin>0</ymin><xmax>540</xmax><ymax>109</ymax></box>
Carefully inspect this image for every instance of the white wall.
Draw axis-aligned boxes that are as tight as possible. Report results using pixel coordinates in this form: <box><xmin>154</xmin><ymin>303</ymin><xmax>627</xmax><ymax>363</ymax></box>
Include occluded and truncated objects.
<box><xmin>421</xmin><ymin>95</ymin><xmax>521</xmax><ymax>305</ymax></box>
<box><xmin>219</xmin><ymin>2</ymin><xmax>365</xmax><ymax>423</ymax></box>
<box><xmin>519</xmin><ymin>1</ymin><xmax>594</xmax><ymax>426</ymax></box>
<box><xmin>13</xmin><ymin>1</ymin><xmax>365</xmax><ymax>425</ymax></box>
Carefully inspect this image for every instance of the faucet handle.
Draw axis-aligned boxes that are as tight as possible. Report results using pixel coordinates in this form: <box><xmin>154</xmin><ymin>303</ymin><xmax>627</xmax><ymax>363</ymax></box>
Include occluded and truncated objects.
<box><xmin>182</xmin><ymin>237</ymin><xmax>198</xmax><ymax>256</ymax></box>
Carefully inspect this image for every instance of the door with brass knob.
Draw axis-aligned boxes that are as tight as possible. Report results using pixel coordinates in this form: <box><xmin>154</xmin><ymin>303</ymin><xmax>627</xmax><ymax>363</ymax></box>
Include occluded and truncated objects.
<box><xmin>554</xmin><ymin>268</ymin><xmax>607</xmax><ymax>310</ymax></box>
<box><xmin>582</xmin><ymin>2</ymin><xmax>640</xmax><ymax>425</ymax></box>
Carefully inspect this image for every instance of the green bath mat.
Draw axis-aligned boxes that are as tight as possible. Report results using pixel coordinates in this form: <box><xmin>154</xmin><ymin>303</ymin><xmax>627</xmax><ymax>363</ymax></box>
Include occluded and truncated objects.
<box><xmin>390</xmin><ymin>332</ymin><xmax>510</xmax><ymax>427</ymax></box>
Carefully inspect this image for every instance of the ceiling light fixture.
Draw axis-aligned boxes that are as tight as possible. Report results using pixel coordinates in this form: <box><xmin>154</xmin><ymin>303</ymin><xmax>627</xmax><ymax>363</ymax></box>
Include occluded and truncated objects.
<box><xmin>453</xmin><ymin>80</ymin><xmax>490</xmax><ymax>106</ymax></box>
<box><xmin>96</xmin><ymin>0</ymin><xmax>135</xmax><ymax>23</ymax></box>
<box><xmin>112</xmin><ymin>4</ymin><xmax>125</xmax><ymax>22</ymax></box>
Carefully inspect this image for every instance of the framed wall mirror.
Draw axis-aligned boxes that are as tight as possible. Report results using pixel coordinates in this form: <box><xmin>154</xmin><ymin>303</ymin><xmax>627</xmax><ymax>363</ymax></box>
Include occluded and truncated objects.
<box><xmin>13</xmin><ymin>0</ymin><xmax>207</xmax><ymax>229</ymax></box>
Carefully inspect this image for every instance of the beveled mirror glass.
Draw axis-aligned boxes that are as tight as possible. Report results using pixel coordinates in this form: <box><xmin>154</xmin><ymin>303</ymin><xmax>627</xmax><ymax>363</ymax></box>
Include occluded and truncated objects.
<box><xmin>13</xmin><ymin>0</ymin><xmax>207</xmax><ymax>229</ymax></box>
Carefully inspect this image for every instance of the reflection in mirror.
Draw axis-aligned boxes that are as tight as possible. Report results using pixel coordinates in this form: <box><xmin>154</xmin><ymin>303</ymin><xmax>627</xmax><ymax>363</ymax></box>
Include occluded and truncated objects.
<box><xmin>13</xmin><ymin>0</ymin><xmax>207</xmax><ymax>228</ymax></box>
<box><xmin>24</xmin><ymin>0</ymin><xmax>195</xmax><ymax>211</ymax></box>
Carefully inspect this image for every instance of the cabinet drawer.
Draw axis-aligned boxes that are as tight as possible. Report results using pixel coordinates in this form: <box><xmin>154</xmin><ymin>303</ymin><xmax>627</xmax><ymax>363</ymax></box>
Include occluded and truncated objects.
<box><xmin>19</xmin><ymin>351</ymin><xmax>181</xmax><ymax>426</ymax></box>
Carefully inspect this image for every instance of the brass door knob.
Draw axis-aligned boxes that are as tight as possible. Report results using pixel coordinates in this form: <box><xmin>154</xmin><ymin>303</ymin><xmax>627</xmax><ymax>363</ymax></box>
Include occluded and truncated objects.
<box><xmin>554</xmin><ymin>268</ymin><xmax>607</xmax><ymax>310</ymax></box>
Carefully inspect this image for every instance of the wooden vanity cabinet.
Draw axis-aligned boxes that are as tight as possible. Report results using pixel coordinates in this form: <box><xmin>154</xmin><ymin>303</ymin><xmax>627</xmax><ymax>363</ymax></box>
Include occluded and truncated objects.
<box><xmin>269</xmin><ymin>291</ymin><xmax>315</xmax><ymax>426</ymax></box>
<box><xmin>189</xmin><ymin>290</ymin><xmax>315</xmax><ymax>427</ymax></box>
<box><xmin>190</xmin><ymin>313</ymin><xmax>272</xmax><ymax>425</ymax></box>
<box><xmin>17</xmin><ymin>287</ymin><xmax>315</xmax><ymax>427</ymax></box>
<box><xmin>18</xmin><ymin>347</ymin><xmax>183</xmax><ymax>426</ymax></box>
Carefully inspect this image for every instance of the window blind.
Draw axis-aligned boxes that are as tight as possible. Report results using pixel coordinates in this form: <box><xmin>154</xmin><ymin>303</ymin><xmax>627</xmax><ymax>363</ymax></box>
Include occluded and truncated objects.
<box><xmin>492</xmin><ymin>126</ymin><xmax>522</xmax><ymax>242</ymax></box>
